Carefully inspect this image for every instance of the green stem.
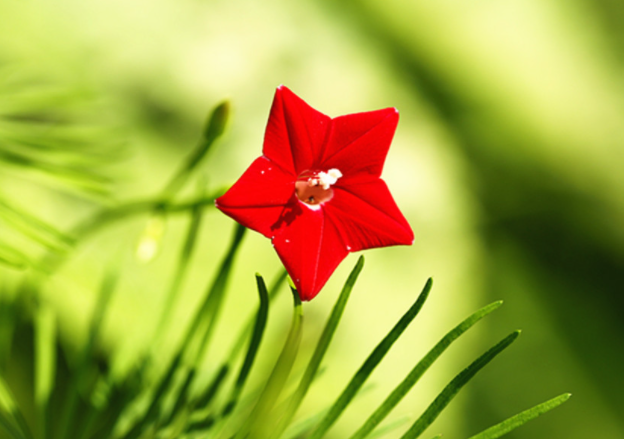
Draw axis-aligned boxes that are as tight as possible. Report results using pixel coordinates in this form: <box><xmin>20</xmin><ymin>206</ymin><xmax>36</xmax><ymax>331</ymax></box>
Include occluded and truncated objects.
<box><xmin>40</xmin><ymin>191</ymin><xmax>223</xmax><ymax>274</ymax></box>
<box><xmin>152</xmin><ymin>201</ymin><xmax>205</xmax><ymax>345</ymax></box>
<box><xmin>232</xmin><ymin>288</ymin><xmax>303</xmax><ymax>439</ymax></box>
<box><xmin>273</xmin><ymin>256</ymin><xmax>365</xmax><ymax>438</ymax></box>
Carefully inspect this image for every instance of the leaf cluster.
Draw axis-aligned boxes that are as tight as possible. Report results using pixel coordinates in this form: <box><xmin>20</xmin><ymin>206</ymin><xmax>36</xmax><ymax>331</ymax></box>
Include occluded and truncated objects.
<box><xmin>0</xmin><ymin>68</ymin><xmax>121</xmax><ymax>270</ymax></box>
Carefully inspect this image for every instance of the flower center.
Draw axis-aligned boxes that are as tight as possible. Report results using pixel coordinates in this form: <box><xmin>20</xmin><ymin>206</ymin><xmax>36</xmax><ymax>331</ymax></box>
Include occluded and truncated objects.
<box><xmin>295</xmin><ymin>168</ymin><xmax>342</xmax><ymax>207</ymax></box>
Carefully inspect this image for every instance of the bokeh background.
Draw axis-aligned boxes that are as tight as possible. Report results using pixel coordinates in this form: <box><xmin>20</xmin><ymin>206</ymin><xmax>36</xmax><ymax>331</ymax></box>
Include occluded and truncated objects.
<box><xmin>1</xmin><ymin>0</ymin><xmax>623</xmax><ymax>437</ymax></box>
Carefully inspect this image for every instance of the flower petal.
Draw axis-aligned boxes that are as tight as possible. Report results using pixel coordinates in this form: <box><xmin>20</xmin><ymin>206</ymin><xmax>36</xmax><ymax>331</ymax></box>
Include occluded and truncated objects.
<box><xmin>272</xmin><ymin>207</ymin><xmax>348</xmax><ymax>301</ymax></box>
<box><xmin>321</xmin><ymin>108</ymin><xmax>399</xmax><ymax>183</ymax></box>
<box><xmin>325</xmin><ymin>179</ymin><xmax>414</xmax><ymax>252</ymax></box>
<box><xmin>216</xmin><ymin>156</ymin><xmax>296</xmax><ymax>238</ymax></box>
<box><xmin>263</xmin><ymin>86</ymin><xmax>331</xmax><ymax>175</ymax></box>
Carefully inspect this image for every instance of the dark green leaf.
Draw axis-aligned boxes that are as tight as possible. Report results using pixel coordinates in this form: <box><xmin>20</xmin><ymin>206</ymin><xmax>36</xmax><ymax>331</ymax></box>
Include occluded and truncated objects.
<box><xmin>233</xmin><ymin>287</ymin><xmax>303</xmax><ymax>439</ymax></box>
<box><xmin>56</xmin><ymin>265</ymin><xmax>120</xmax><ymax>439</ymax></box>
<box><xmin>0</xmin><ymin>245</ymin><xmax>28</xmax><ymax>270</ymax></box>
<box><xmin>351</xmin><ymin>301</ymin><xmax>503</xmax><ymax>439</ymax></box>
<box><xmin>221</xmin><ymin>273</ymin><xmax>270</xmax><ymax>417</ymax></box>
<box><xmin>119</xmin><ymin>224</ymin><xmax>245</xmax><ymax>439</ymax></box>
<box><xmin>467</xmin><ymin>393</ymin><xmax>571</xmax><ymax>439</ymax></box>
<box><xmin>400</xmin><ymin>331</ymin><xmax>521</xmax><ymax>439</ymax></box>
<box><xmin>34</xmin><ymin>303</ymin><xmax>56</xmax><ymax>439</ymax></box>
<box><xmin>308</xmin><ymin>278</ymin><xmax>433</xmax><ymax>439</ymax></box>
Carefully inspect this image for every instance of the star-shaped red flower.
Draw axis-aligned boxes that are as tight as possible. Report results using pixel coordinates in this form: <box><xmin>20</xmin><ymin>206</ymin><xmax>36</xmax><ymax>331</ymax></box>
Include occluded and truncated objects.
<box><xmin>216</xmin><ymin>86</ymin><xmax>414</xmax><ymax>301</ymax></box>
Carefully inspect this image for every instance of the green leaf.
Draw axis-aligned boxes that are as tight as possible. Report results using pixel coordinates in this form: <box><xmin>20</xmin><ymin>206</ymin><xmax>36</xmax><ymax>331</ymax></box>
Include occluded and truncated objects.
<box><xmin>183</xmin><ymin>366</ymin><xmax>229</xmax><ymax>433</ymax></box>
<box><xmin>189</xmin><ymin>270</ymin><xmax>286</xmax><ymax>412</ymax></box>
<box><xmin>467</xmin><ymin>393</ymin><xmax>571</xmax><ymax>439</ymax></box>
<box><xmin>118</xmin><ymin>224</ymin><xmax>246</xmax><ymax>439</ymax></box>
<box><xmin>350</xmin><ymin>301</ymin><xmax>503</xmax><ymax>439</ymax></box>
<box><xmin>152</xmin><ymin>200</ymin><xmax>206</xmax><ymax>345</ymax></box>
<box><xmin>167</xmin><ymin>273</ymin><xmax>270</xmax><ymax>433</ymax></box>
<box><xmin>0</xmin><ymin>148</ymin><xmax>112</xmax><ymax>197</ymax></box>
<box><xmin>34</xmin><ymin>302</ymin><xmax>56</xmax><ymax>439</ymax></box>
<box><xmin>280</xmin><ymin>408</ymin><xmax>330</xmax><ymax>439</ymax></box>
<box><xmin>307</xmin><ymin>278</ymin><xmax>433</xmax><ymax>439</ymax></box>
<box><xmin>368</xmin><ymin>416</ymin><xmax>412</xmax><ymax>439</ymax></box>
<box><xmin>0</xmin><ymin>376</ymin><xmax>34</xmax><ymax>439</ymax></box>
<box><xmin>119</xmin><ymin>353</ymin><xmax>184</xmax><ymax>439</ymax></box>
<box><xmin>169</xmin><ymin>223</ymin><xmax>246</xmax><ymax>410</ymax></box>
<box><xmin>56</xmin><ymin>264</ymin><xmax>120</xmax><ymax>439</ymax></box>
<box><xmin>182</xmin><ymin>270</ymin><xmax>286</xmax><ymax>434</ymax></box>
<box><xmin>185</xmin><ymin>223</ymin><xmax>246</xmax><ymax>364</ymax></box>
<box><xmin>0</xmin><ymin>197</ymin><xmax>74</xmax><ymax>251</ymax></box>
<box><xmin>221</xmin><ymin>274</ymin><xmax>270</xmax><ymax>418</ymax></box>
<box><xmin>0</xmin><ymin>245</ymin><xmax>28</xmax><ymax>270</ymax></box>
<box><xmin>225</xmin><ymin>269</ymin><xmax>288</xmax><ymax>362</ymax></box>
<box><xmin>0</xmin><ymin>413</ymin><xmax>25</xmax><ymax>439</ymax></box>
<box><xmin>273</xmin><ymin>256</ymin><xmax>365</xmax><ymax>437</ymax></box>
<box><xmin>400</xmin><ymin>331</ymin><xmax>521</xmax><ymax>439</ymax></box>
<box><xmin>232</xmin><ymin>287</ymin><xmax>303</xmax><ymax>439</ymax></box>
<box><xmin>190</xmin><ymin>365</ymin><xmax>230</xmax><ymax>413</ymax></box>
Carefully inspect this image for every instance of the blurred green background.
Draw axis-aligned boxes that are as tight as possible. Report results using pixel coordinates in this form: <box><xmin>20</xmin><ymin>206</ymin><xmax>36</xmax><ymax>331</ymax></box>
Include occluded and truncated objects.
<box><xmin>1</xmin><ymin>0</ymin><xmax>623</xmax><ymax>437</ymax></box>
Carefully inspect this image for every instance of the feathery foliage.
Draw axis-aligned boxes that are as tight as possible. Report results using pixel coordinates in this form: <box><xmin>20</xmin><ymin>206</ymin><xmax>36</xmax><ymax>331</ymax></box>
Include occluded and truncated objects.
<box><xmin>0</xmin><ymin>94</ymin><xmax>569</xmax><ymax>439</ymax></box>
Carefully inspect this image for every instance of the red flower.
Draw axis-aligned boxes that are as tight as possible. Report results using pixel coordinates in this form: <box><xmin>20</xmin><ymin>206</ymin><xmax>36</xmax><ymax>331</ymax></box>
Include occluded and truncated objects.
<box><xmin>216</xmin><ymin>86</ymin><xmax>414</xmax><ymax>301</ymax></box>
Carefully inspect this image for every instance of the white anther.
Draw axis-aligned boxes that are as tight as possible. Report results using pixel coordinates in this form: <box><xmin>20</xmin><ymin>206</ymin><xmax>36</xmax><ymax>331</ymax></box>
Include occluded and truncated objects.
<box><xmin>317</xmin><ymin>168</ymin><xmax>342</xmax><ymax>189</ymax></box>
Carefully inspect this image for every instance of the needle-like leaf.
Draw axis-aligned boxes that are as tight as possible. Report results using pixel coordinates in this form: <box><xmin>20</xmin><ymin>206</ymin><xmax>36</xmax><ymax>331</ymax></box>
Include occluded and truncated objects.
<box><xmin>34</xmin><ymin>302</ymin><xmax>56</xmax><ymax>439</ymax></box>
<box><xmin>400</xmin><ymin>331</ymin><xmax>521</xmax><ymax>439</ymax></box>
<box><xmin>232</xmin><ymin>287</ymin><xmax>303</xmax><ymax>439</ymax></box>
<box><xmin>0</xmin><ymin>376</ymin><xmax>34</xmax><ymax>439</ymax></box>
<box><xmin>350</xmin><ymin>301</ymin><xmax>503</xmax><ymax>439</ymax></box>
<box><xmin>467</xmin><ymin>393</ymin><xmax>571</xmax><ymax>439</ymax></box>
<box><xmin>56</xmin><ymin>264</ymin><xmax>120</xmax><ymax>439</ymax></box>
<box><xmin>118</xmin><ymin>224</ymin><xmax>245</xmax><ymax>439</ymax></box>
<box><xmin>307</xmin><ymin>278</ymin><xmax>433</xmax><ymax>439</ymax></box>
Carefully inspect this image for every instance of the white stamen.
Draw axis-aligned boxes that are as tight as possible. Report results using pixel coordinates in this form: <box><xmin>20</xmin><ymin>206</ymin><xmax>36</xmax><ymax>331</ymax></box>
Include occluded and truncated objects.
<box><xmin>316</xmin><ymin>168</ymin><xmax>342</xmax><ymax>189</ymax></box>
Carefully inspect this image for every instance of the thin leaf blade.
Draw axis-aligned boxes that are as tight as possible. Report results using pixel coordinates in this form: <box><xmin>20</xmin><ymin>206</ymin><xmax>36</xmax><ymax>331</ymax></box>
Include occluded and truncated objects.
<box><xmin>308</xmin><ymin>278</ymin><xmax>433</xmax><ymax>439</ymax></box>
<box><xmin>400</xmin><ymin>331</ymin><xmax>521</xmax><ymax>439</ymax></box>
<box><xmin>467</xmin><ymin>393</ymin><xmax>571</xmax><ymax>439</ymax></box>
<box><xmin>233</xmin><ymin>287</ymin><xmax>303</xmax><ymax>439</ymax></box>
<box><xmin>351</xmin><ymin>301</ymin><xmax>503</xmax><ymax>439</ymax></box>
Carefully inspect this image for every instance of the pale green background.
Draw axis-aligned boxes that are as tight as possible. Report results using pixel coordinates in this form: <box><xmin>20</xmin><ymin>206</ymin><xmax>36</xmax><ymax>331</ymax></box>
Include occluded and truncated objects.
<box><xmin>1</xmin><ymin>0</ymin><xmax>623</xmax><ymax>437</ymax></box>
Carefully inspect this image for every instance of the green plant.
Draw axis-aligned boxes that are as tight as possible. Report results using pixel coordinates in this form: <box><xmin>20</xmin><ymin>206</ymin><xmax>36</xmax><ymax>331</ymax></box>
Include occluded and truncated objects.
<box><xmin>0</xmin><ymin>95</ymin><xmax>570</xmax><ymax>439</ymax></box>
